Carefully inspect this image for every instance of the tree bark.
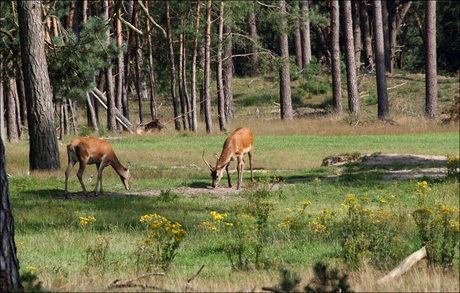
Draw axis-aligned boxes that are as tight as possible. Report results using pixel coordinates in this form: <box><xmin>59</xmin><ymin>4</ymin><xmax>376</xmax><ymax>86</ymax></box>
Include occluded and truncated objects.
<box><xmin>331</xmin><ymin>0</ymin><xmax>343</xmax><ymax>116</ymax></box>
<box><xmin>190</xmin><ymin>0</ymin><xmax>201</xmax><ymax>133</ymax></box>
<box><xmin>104</xmin><ymin>0</ymin><xmax>117</xmax><ymax>132</ymax></box>
<box><xmin>1</xmin><ymin>136</ymin><xmax>22</xmax><ymax>292</ymax></box>
<box><xmin>0</xmin><ymin>58</ymin><xmax>4</xmax><ymax>141</ymax></box>
<box><xmin>178</xmin><ymin>12</ymin><xmax>190</xmax><ymax>131</ymax></box>
<box><xmin>360</xmin><ymin>0</ymin><xmax>373</xmax><ymax>69</ymax></box>
<box><xmin>5</xmin><ymin>69</ymin><xmax>19</xmax><ymax>143</ymax></box>
<box><xmin>116</xmin><ymin>1</ymin><xmax>125</xmax><ymax>129</ymax></box>
<box><xmin>204</xmin><ymin>0</ymin><xmax>213</xmax><ymax>133</ymax></box>
<box><xmin>293</xmin><ymin>17</ymin><xmax>303</xmax><ymax>69</ymax></box>
<box><xmin>425</xmin><ymin>0</ymin><xmax>437</xmax><ymax>119</ymax></box>
<box><xmin>133</xmin><ymin>1</ymin><xmax>148</xmax><ymax>125</ymax></box>
<box><xmin>223</xmin><ymin>22</ymin><xmax>234</xmax><ymax>121</ymax></box>
<box><xmin>374</xmin><ymin>0</ymin><xmax>389</xmax><ymax>118</ymax></box>
<box><xmin>145</xmin><ymin>1</ymin><xmax>157</xmax><ymax>121</ymax></box>
<box><xmin>382</xmin><ymin>0</ymin><xmax>391</xmax><ymax>71</ymax></box>
<box><xmin>216</xmin><ymin>2</ymin><xmax>226</xmax><ymax>131</ymax></box>
<box><xmin>279</xmin><ymin>0</ymin><xmax>293</xmax><ymax>120</ymax></box>
<box><xmin>352</xmin><ymin>0</ymin><xmax>362</xmax><ymax>67</ymax></box>
<box><xmin>300</xmin><ymin>0</ymin><xmax>312</xmax><ymax>67</ymax></box>
<box><xmin>166</xmin><ymin>0</ymin><xmax>181</xmax><ymax>131</ymax></box>
<box><xmin>248</xmin><ymin>9</ymin><xmax>259</xmax><ymax>77</ymax></box>
<box><xmin>343</xmin><ymin>0</ymin><xmax>360</xmax><ymax>115</ymax></box>
<box><xmin>18</xmin><ymin>0</ymin><xmax>60</xmax><ymax>171</ymax></box>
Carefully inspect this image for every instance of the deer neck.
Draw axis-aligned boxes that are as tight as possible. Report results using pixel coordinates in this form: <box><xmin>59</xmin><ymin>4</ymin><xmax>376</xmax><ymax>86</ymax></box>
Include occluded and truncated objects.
<box><xmin>110</xmin><ymin>155</ymin><xmax>126</xmax><ymax>175</ymax></box>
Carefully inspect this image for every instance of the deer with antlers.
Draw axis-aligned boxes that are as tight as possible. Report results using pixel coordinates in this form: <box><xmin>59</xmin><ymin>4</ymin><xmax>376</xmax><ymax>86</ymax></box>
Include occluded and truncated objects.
<box><xmin>64</xmin><ymin>137</ymin><xmax>131</xmax><ymax>198</ymax></box>
<box><xmin>203</xmin><ymin>127</ymin><xmax>254</xmax><ymax>189</ymax></box>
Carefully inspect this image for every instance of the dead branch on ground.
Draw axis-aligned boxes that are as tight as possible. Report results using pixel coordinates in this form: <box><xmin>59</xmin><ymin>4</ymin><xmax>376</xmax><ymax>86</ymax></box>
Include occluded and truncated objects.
<box><xmin>107</xmin><ymin>272</ymin><xmax>168</xmax><ymax>291</ymax></box>
<box><xmin>185</xmin><ymin>264</ymin><xmax>205</xmax><ymax>291</ymax></box>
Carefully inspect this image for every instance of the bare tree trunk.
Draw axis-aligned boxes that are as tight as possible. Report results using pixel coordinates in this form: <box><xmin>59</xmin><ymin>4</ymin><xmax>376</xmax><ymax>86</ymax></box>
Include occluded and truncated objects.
<box><xmin>293</xmin><ymin>17</ymin><xmax>303</xmax><ymax>69</ymax></box>
<box><xmin>300</xmin><ymin>0</ymin><xmax>312</xmax><ymax>67</ymax></box>
<box><xmin>6</xmin><ymin>72</ymin><xmax>19</xmax><ymax>142</ymax></box>
<box><xmin>374</xmin><ymin>0</ymin><xmax>389</xmax><ymax>118</ymax></box>
<box><xmin>425</xmin><ymin>0</ymin><xmax>437</xmax><ymax>120</ymax></box>
<box><xmin>1</xmin><ymin>136</ymin><xmax>22</xmax><ymax>292</ymax></box>
<box><xmin>86</xmin><ymin>92</ymin><xmax>99</xmax><ymax>133</ymax></box>
<box><xmin>389</xmin><ymin>1</ymin><xmax>412</xmax><ymax>73</ymax></box>
<box><xmin>223</xmin><ymin>23</ymin><xmax>234</xmax><ymax>120</ymax></box>
<box><xmin>64</xmin><ymin>99</ymin><xmax>70</xmax><ymax>135</ymax></box>
<box><xmin>178</xmin><ymin>13</ymin><xmax>189</xmax><ymax>130</ymax></box>
<box><xmin>343</xmin><ymin>0</ymin><xmax>360</xmax><ymax>115</ymax></box>
<box><xmin>123</xmin><ymin>0</ymin><xmax>134</xmax><ymax>120</ymax></box>
<box><xmin>116</xmin><ymin>1</ymin><xmax>124</xmax><ymax>129</ymax></box>
<box><xmin>352</xmin><ymin>0</ymin><xmax>361</xmax><ymax>67</ymax></box>
<box><xmin>133</xmin><ymin>2</ymin><xmax>148</xmax><ymax>125</ymax></box>
<box><xmin>145</xmin><ymin>1</ymin><xmax>157</xmax><ymax>121</ymax></box>
<box><xmin>0</xmin><ymin>58</ymin><xmax>4</xmax><ymax>141</ymax></box>
<box><xmin>60</xmin><ymin>100</ymin><xmax>65</xmax><ymax>141</ymax></box>
<box><xmin>398</xmin><ymin>15</ymin><xmax>409</xmax><ymax>69</ymax></box>
<box><xmin>18</xmin><ymin>0</ymin><xmax>61</xmax><ymax>171</ymax></box>
<box><xmin>69</xmin><ymin>99</ymin><xmax>78</xmax><ymax>133</ymax></box>
<box><xmin>190</xmin><ymin>0</ymin><xmax>201</xmax><ymax>133</ymax></box>
<box><xmin>360</xmin><ymin>0</ymin><xmax>373</xmax><ymax>69</ymax></box>
<box><xmin>248</xmin><ymin>9</ymin><xmax>259</xmax><ymax>77</ymax></box>
<box><xmin>166</xmin><ymin>0</ymin><xmax>181</xmax><ymax>131</ymax></box>
<box><xmin>15</xmin><ymin>60</ymin><xmax>27</xmax><ymax>131</ymax></box>
<box><xmin>204</xmin><ymin>0</ymin><xmax>213</xmax><ymax>133</ymax></box>
<box><xmin>331</xmin><ymin>0</ymin><xmax>343</xmax><ymax>116</ymax></box>
<box><xmin>104</xmin><ymin>0</ymin><xmax>117</xmax><ymax>132</ymax></box>
<box><xmin>279</xmin><ymin>0</ymin><xmax>293</xmax><ymax>120</ymax></box>
<box><xmin>382</xmin><ymin>0</ymin><xmax>391</xmax><ymax>71</ymax></box>
<box><xmin>216</xmin><ymin>2</ymin><xmax>226</xmax><ymax>131</ymax></box>
<box><xmin>199</xmin><ymin>45</ymin><xmax>205</xmax><ymax>117</ymax></box>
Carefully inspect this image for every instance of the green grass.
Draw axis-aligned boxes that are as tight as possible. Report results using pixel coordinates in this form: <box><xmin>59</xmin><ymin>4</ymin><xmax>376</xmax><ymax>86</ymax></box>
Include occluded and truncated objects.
<box><xmin>4</xmin><ymin>72</ymin><xmax>460</xmax><ymax>292</ymax></box>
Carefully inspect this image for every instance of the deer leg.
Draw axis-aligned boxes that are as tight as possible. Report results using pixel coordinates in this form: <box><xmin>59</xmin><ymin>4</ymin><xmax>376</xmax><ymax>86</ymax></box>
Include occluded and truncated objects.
<box><xmin>248</xmin><ymin>148</ymin><xmax>254</xmax><ymax>182</ymax></box>
<box><xmin>64</xmin><ymin>160</ymin><xmax>76</xmax><ymax>198</ymax></box>
<box><xmin>237</xmin><ymin>158</ymin><xmax>245</xmax><ymax>189</ymax></box>
<box><xmin>76</xmin><ymin>161</ymin><xmax>89</xmax><ymax>197</ymax></box>
<box><xmin>226</xmin><ymin>163</ymin><xmax>232</xmax><ymax>188</ymax></box>
<box><xmin>94</xmin><ymin>162</ymin><xmax>103</xmax><ymax>196</ymax></box>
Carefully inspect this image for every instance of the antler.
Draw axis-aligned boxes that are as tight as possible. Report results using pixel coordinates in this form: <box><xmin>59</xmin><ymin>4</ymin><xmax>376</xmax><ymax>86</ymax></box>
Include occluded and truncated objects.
<box><xmin>202</xmin><ymin>150</ymin><xmax>214</xmax><ymax>170</ymax></box>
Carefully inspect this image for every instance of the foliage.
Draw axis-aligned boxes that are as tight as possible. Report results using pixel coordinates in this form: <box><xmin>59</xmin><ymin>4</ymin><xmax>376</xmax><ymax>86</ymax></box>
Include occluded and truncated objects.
<box><xmin>139</xmin><ymin>214</ymin><xmax>187</xmax><ymax>269</ymax></box>
<box><xmin>83</xmin><ymin>235</ymin><xmax>113</xmax><ymax>277</ymax></box>
<box><xmin>446</xmin><ymin>155</ymin><xmax>459</xmax><ymax>179</ymax></box>
<box><xmin>304</xmin><ymin>262</ymin><xmax>353</xmax><ymax>293</ymax></box>
<box><xmin>47</xmin><ymin>16</ymin><xmax>122</xmax><ymax>101</ymax></box>
<box><xmin>412</xmin><ymin>180</ymin><xmax>460</xmax><ymax>269</ymax></box>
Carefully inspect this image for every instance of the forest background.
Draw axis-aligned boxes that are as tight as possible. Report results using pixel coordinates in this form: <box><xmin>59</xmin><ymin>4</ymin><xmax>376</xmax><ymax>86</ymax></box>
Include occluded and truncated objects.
<box><xmin>0</xmin><ymin>0</ymin><xmax>459</xmax><ymax>292</ymax></box>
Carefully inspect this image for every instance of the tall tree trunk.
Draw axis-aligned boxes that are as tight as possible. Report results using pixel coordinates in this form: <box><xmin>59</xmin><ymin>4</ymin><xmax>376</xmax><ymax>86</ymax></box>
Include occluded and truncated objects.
<box><xmin>116</xmin><ymin>1</ymin><xmax>124</xmax><ymax>129</ymax></box>
<box><xmin>223</xmin><ymin>23</ymin><xmax>234</xmax><ymax>120</ymax></box>
<box><xmin>293</xmin><ymin>17</ymin><xmax>303</xmax><ymax>69</ymax></box>
<box><xmin>300</xmin><ymin>0</ymin><xmax>312</xmax><ymax>67</ymax></box>
<box><xmin>248</xmin><ymin>9</ymin><xmax>259</xmax><ymax>77</ymax></box>
<box><xmin>122</xmin><ymin>0</ymin><xmax>134</xmax><ymax>120</ymax></box>
<box><xmin>104</xmin><ymin>0</ymin><xmax>117</xmax><ymax>132</ymax></box>
<box><xmin>133</xmin><ymin>2</ymin><xmax>148</xmax><ymax>125</ymax></box>
<box><xmin>279</xmin><ymin>0</ymin><xmax>293</xmax><ymax>120</ymax></box>
<box><xmin>166</xmin><ymin>0</ymin><xmax>181</xmax><ymax>131</ymax></box>
<box><xmin>0</xmin><ymin>58</ymin><xmax>4</xmax><ymax>141</ymax></box>
<box><xmin>360</xmin><ymin>0</ymin><xmax>373</xmax><ymax>69</ymax></box>
<box><xmin>216</xmin><ymin>2</ymin><xmax>226</xmax><ymax>131</ymax></box>
<box><xmin>204</xmin><ymin>0</ymin><xmax>213</xmax><ymax>133</ymax></box>
<box><xmin>15</xmin><ymin>60</ymin><xmax>27</xmax><ymax>131</ymax></box>
<box><xmin>5</xmin><ymin>71</ymin><xmax>19</xmax><ymax>143</ymax></box>
<box><xmin>389</xmin><ymin>1</ymin><xmax>412</xmax><ymax>73</ymax></box>
<box><xmin>18</xmin><ymin>0</ymin><xmax>60</xmax><ymax>171</ymax></box>
<box><xmin>374</xmin><ymin>0</ymin><xmax>389</xmax><ymax>118</ymax></box>
<box><xmin>352</xmin><ymin>0</ymin><xmax>362</xmax><ymax>67</ymax></box>
<box><xmin>425</xmin><ymin>0</ymin><xmax>437</xmax><ymax>119</ymax></box>
<box><xmin>382</xmin><ymin>0</ymin><xmax>391</xmax><ymax>71</ymax></box>
<box><xmin>331</xmin><ymin>0</ymin><xmax>343</xmax><ymax>116</ymax></box>
<box><xmin>190</xmin><ymin>0</ymin><xmax>201</xmax><ymax>133</ymax></box>
<box><xmin>60</xmin><ymin>100</ymin><xmax>65</xmax><ymax>141</ymax></box>
<box><xmin>145</xmin><ymin>1</ymin><xmax>157</xmax><ymax>121</ymax></box>
<box><xmin>312</xmin><ymin>24</ymin><xmax>331</xmax><ymax>65</ymax></box>
<box><xmin>1</xmin><ymin>136</ymin><xmax>22</xmax><ymax>292</ymax></box>
<box><xmin>64</xmin><ymin>98</ymin><xmax>70</xmax><ymax>135</ymax></box>
<box><xmin>398</xmin><ymin>15</ymin><xmax>409</xmax><ymax>69</ymax></box>
<box><xmin>178</xmin><ymin>13</ymin><xmax>189</xmax><ymax>131</ymax></box>
<box><xmin>343</xmin><ymin>0</ymin><xmax>360</xmax><ymax>115</ymax></box>
<box><xmin>199</xmin><ymin>45</ymin><xmax>205</xmax><ymax>117</ymax></box>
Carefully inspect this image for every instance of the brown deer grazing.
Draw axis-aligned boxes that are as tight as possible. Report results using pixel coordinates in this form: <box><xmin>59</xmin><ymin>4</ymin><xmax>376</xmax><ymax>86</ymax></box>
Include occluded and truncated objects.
<box><xmin>203</xmin><ymin>127</ymin><xmax>254</xmax><ymax>189</ymax></box>
<box><xmin>64</xmin><ymin>137</ymin><xmax>131</xmax><ymax>198</ymax></box>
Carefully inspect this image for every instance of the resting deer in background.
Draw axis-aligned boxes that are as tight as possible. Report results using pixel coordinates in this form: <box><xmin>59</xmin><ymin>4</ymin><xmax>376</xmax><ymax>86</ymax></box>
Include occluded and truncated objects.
<box><xmin>203</xmin><ymin>127</ymin><xmax>254</xmax><ymax>189</ymax></box>
<box><xmin>64</xmin><ymin>137</ymin><xmax>131</xmax><ymax>198</ymax></box>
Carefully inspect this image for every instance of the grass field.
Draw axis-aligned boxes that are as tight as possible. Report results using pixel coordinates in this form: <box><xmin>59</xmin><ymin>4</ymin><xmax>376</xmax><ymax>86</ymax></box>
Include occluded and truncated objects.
<box><xmin>3</xmin><ymin>73</ymin><xmax>460</xmax><ymax>292</ymax></box>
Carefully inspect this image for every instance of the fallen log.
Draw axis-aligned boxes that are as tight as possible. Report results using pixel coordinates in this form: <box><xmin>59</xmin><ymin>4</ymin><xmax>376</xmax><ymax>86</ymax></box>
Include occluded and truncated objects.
<box><xmin>91</xmin><ymin>88</ymin><xmax>134</xmax><ymax>133</ymax></box>
<box><xmin>377</xmin><ymin>246</ymin><xmax>427</xmax><ymax>285</ymax></box>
